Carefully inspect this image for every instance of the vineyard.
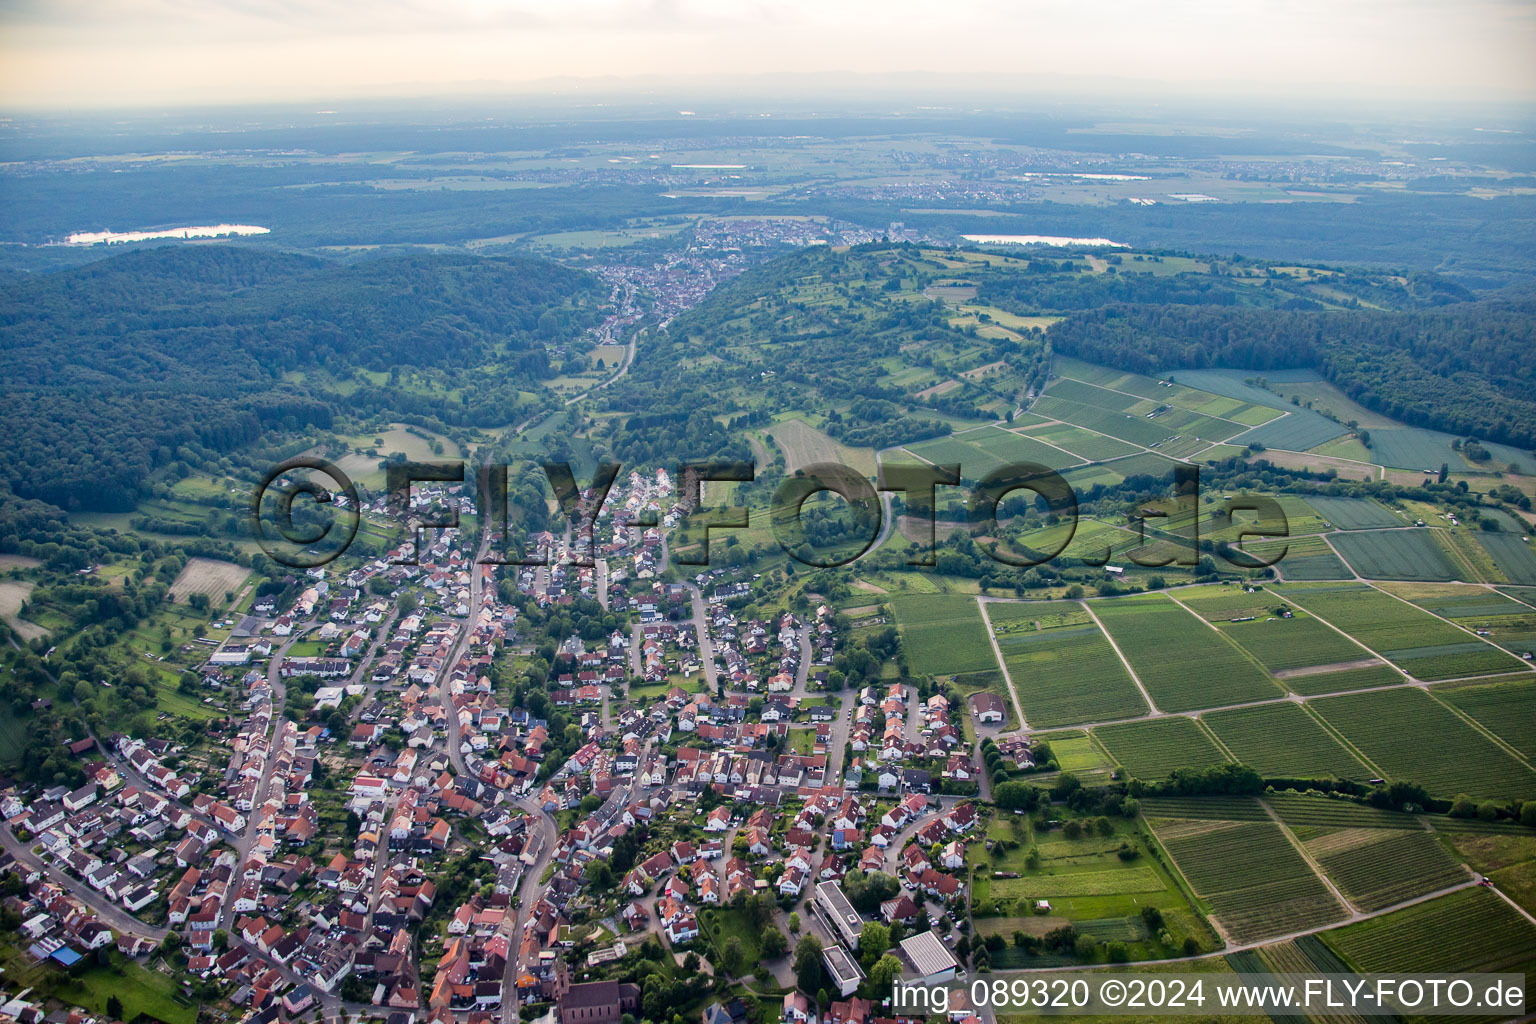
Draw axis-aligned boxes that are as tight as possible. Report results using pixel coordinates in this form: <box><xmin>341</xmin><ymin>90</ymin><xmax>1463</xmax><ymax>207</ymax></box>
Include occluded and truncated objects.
<box><xmin>1094</xmin><ymin>595</ymin><xmax>1283</xmax><ymax>711</ymax></box>
<box><xmin>996</xmin><ymin>620</ymin><xmax>1149</xmax><ymax>727</ymax></box>
<box><xmin>1440</xmin><ymin>678</ymin><xmax>1536</xmax><ymax>760</ymax></box>
<box><xmin>1277</xmin><ymin>582</ymin><xmax>1528</xmax><ymax>680</ymax></box>
<box><xmin>1323</xmin><ymin>886</ymin><xmax>1536</xmax><ymax>975</ymax></box>
<box><xmin>1331</xmin><ymin>528</ymin><xmax>1461</xmax><ymax>582</ymax></box>
<box><xmin>1200</xmin><ymin>703</ymin><xmax>1370</xmax><ymax>779</ymax></box>
<box><xmin>1094</xmin><ymin>716</ymin><xmax>1229</xmax><ymax>780</ymax></box>
<box><xmin>1305</xmin><ymin>827</ymin><xmax>1468</xmax><ymax>911</ymax></box>
<box><xmin>1310</xmin><ymin>687</ymin><xmax>1536</xmax><ymax>800</ymax></box>
<box><xmin>1151</xmin><ymin>818</ymin><xmax>1347</xmax><ymax>944</ymax></box>
<box><xmin>890</xmin><ymin>593</ymin><xmax>998</xmax><ymax>677</ymax></box>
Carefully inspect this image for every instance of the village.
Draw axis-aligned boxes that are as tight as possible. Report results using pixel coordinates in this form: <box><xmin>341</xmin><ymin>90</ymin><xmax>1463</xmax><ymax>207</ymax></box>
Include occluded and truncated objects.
<box><xmin>0</xmin><ymin>469</ymin><xmax>1014</xmax><ymax>1024</ymax></box>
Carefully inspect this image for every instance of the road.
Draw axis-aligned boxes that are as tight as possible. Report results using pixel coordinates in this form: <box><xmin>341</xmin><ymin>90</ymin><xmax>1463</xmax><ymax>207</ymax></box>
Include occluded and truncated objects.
<box><xmin>440</xmin><ymin>531</ymin><xmax>493</xmax><ymax>777</ymax></box>
<box><xmin>0</xmin><ymin>823</ymin><xmax>170</xmax><ymax>942</ymax></box>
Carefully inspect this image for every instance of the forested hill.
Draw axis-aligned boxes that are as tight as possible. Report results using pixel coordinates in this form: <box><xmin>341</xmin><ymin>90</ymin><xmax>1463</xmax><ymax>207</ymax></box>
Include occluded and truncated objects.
<box><xmin>1046</xmin><ymin>296</ymin><xmax>1536</xmax><ymax>448</ymax></box>
<box><xmin>0</xmin><ymin>245</ymin><xmax>605</xmax><ymax>512</ymax></box>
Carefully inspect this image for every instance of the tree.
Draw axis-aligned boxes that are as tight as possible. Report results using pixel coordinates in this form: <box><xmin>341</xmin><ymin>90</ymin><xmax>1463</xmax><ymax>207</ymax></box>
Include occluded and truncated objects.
<box><xmin>720</xmin><ymin>937</ymin><xmax>745</xmax><ymax>976</ymax></box>
<box><xmin>1521</xmin><ymin>801</ymin><xmax>1536</xmax><ymax>828</ymax></box>
<box><xmin>106</xmin><ymin>996</ymin><xmax>124</xmax><ymax>1020</ymax></box>
<box><xmin>858</xmin><ymin>922</ymin><xmax>890</xmax><ymax>970</ymax></box>
<box><xmin>1450</xmin><ymin>794</ymin><xmax>1477</xmax><ymax>818</ymax></box>
<box><xmin>868</xmin><ymin>954</ymin><xmax>904</xmax><ymax>992</ymax></box>
<box><xmin>683</xmin><ymin>952</ymin><xmax>701</xmax><ymax>973</ymax></box>
<box><xmin>794</xmin><ymin>934</ymin><xmax>824</xmax><ymax>992</ymax></box>
<box><xmin>788</xmin><ymin>911</ymin><xmax>801</xmax><ymax>932</ymax></box>
<box><xmin>761</xmin><ymin>927</ymin><xmax>788</xmax><ymax>959</ymax></box>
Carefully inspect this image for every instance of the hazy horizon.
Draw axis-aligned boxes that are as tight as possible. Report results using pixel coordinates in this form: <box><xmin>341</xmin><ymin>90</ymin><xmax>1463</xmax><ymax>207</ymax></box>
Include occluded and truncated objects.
<box><xmin>3</xmin><ymin>0</ymin><xmax>1535</xmax><ymax>112</ymax></box>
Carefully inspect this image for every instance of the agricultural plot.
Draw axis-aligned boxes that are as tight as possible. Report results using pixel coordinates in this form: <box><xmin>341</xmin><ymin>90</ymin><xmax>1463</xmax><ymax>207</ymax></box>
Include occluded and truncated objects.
<box><xmin>889</xmin><ymin>594</ymin><xmax>998</xmax><ymax>678</ymax></box>
<box><xmin>1276</xmin><ymin>582</ymin><xmax>1528</xmax><ymax>680</ymax></box>
<box><xmin>1021</xmin><ymin>422</ymin><xmax>1141</xmax><ymax>461</ymax></box>
<box><xmin>1310</xmin><ymin>687</ymin><xmax>1536</xmax><ymax>800</ymax></box>
<box><xmin>1137</xmin><ymin>796</ymin><xmax>1269</xmax><ymax>821</ymax></box>
<box><xmin>1478</xmin><ymin>532</ymin><xmax>1536</xmax><ymax>586</ymax></box>
<box><xmin>1031</xmin><ymin>394</ymin><xmax>1182</xmax><ymax>448</ymax></box>
<box><xmin>1330</xmin><ymin>529</ymin><xmax>1461</xmax><ymax>582</ymax></box>
<box><xmin>1215</xmin><ymin>610</ymin><xmax>1377</xmax><ymax>673</ymax></box>
<box><xmin>902</xmin><ymin>434</ymin><xmax>1010</xmax><ymax>483</ymax></box>
<box><xmin>1263</xmin><ymin>791</ymin><xmax>1429</xmax><ymax>830</ymax></box>
<box><xmin>993</xmin><ymin>611</ymin><xmax>1150</xmax><ymax>727</ymax></box>
<box><xmin>168</xmin><ymin>557</ymin><xmax>251</xmax><ymax>605</ymax></box>
<box><xmin>1439</xmin><ymin>679</ymin><xmax>1536</xmax><ymax>761</ymax></box>
<box><xmin>1302</xmin><ymin>496</ymin><xmax>1402</xmax><ymax>530</ymax></box>
<box><xmin>1201</xmin><ymin>703</ymin><xmax>1369</xmax><ymax>779</ymax></box>
<box><xmin>769</xmin><ymin>417</ymin><xmax>877</xmax><ymax>476</ymax></box>
<box><xmin>1304</xmin><ymin>827</ymin><xmax>1467</xmax><ymax>911</ymax></box>
<box><xmin>1323</xmin><ymin>886</ymin><xmax>1536</xmax><ymax>975</ymax></box>
<box><xmin>1393</xmin><ymin>583</ymin><xmax>1536</xmax><ymax>659</ymax></box>
<box><xmin>991</xmin><ymin>866</ymin><xmax>1166</xmax><ymax>899</ymax></box>
<box><xmin>1229</xmin><ymin>408</ymin><xmax>1347</xmax><ymax>451</ymax></box>
<box><xmin>1363</xmin><ymin>427</ymin><xmax>1465</xmax><ymax>472</ymax></box>
<box><xmin>1093</xmin><ymin>595</ymin><xmax>1283</xmax><ymax>711</ymax></box>
<box><xmin>1150</xmin><ymin>818</ymin><xmax>1346</xmax><ymax>943</ymax></box>
<box><xmin>962</xmin><ymin>424</ymin><xmax>1085</xmax><ymax>472</ymax></box>
<box><xmin>1253</xmin><ymin>536</ymin><xmax>1352</xmax><ymax>580</ymax></box>
<box><xmin>1094</xmin><ymin>717</ymin><xmax>1230</xmax><ymax>780</ymax></box>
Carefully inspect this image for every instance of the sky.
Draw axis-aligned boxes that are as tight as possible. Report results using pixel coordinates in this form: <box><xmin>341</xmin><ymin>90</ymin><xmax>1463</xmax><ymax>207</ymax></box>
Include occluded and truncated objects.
<box><xmin>1</xmin><ymin>0</ymin><xmax>1534</xmax><ymax>110</ymax></box>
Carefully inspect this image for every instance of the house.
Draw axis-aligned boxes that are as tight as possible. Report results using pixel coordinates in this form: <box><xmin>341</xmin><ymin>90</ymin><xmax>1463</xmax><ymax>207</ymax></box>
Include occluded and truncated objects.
<box><xmin>782</xmin><ymin>992</ymin><xmax>815</xmax><ymax>1024</ymax></box>
<box><xmin>557</xmin><ymin>980</ymin><xmax>641</xmax><ymax>1024</ymax></box>
<box><xmin>968</xmin><ymin>692</ymin><xmax>1006</xmax><ymax>724</ymax></box>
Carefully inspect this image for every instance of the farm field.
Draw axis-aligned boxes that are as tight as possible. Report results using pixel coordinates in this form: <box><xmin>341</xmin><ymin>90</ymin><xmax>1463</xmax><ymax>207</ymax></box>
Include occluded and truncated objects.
<box><xmin>1329</xmin><ymin>528</ymin><xmax>1461</xmax><ymax>582</ymax></box>
<box><xmin>889</xmin><ymin>593</ymin><xmax>999</xmax><ymax>678</ymax></box>
<box><xmin>1092</xmin><ymin>594</ymin><xmax>1282</xmax><ymax>711</ymax></box>
<box><xmin>1304</xmin><ymin>827</ymin><xmax>1467</xmax><ymax>911</ymax></box>
<box><xmin>1322</xmin><ymin>885</ymin><xmax>1536</xmax><ymax>976</ymax></box>
<box><xmin>1200</xmin><ymin>703</ymin><xmax>1370</xmax><ymax>779</ymax></box>
<box><xmin>1093</xmin><ymin>717</ymin><xmax>1229</xmax><ymax>780</ymax></box>
<box><xmin>1262</xmin><ymin>791</ymin><xmax>1429</xmax><ymax>830</ymax></box>
<box><xmin>1438</xmin><ymin>678</ymin><xmax>1536</xmax><ymax>760</ymax></box>
<box><xmin>167</xmin><ymin>557</ymin><xmax>251</xmax><ymax>604</ymax></box>
<box><xmin>768</xmin><ymin>416</ymin><xmax>877</xmax><ymax>477</ymax></box>
<box><xmin>1229</xmin><ymin>408</ymin><xmax>1347</xmax><ymax>451</ymax></box>
<box><xmin>1388</xmin><ymin>582</ymin><xmax>1536</xmax><ymax>659</ymax></box>
<box><xmin>1255</xmin><ymin>535</ymin><xmax>1351</xmax><ymax>580</ymax></box>
<box><xmin>1478</xmin><ymin>531</ymin><xmax>1536</xmax><ymax>586</ymax></box>
<box><xmin>1220</xmin><ymin>612</ymin><xmax>1382</xmax><ymax>674</ymax></box>
<box><xmin>988</xmin><ymin>603</ymin><xmax>1149</xmax><ymax>727</ymax></box>
<box><xmin>0</xmin><ymin>579</ymin><xmax>46</xmax><ymax>641</ymax></box>
<box><xmin>1018</xmin><ymin>421</ymin><xmax>1141</xmax><ymax>461</ymax></box>
<box><xmin>1310</xmin><ymin>687</ymin><xmax>1536</xmax><ymax>800</ymax></box>
<box><xmin>1149</xmin><ymin>817</ymin><xmax>1346</xmax><ymax>943</ymax></box>
<box><xmin>1275</xmin><ymin>582</ymin><xmax>1529</xmax><ymax>680</ymax></box>
<box><xmin>1302</xmin><ymin>495</ymin><xmax>1402</xmax><ymax>530</ymax></box>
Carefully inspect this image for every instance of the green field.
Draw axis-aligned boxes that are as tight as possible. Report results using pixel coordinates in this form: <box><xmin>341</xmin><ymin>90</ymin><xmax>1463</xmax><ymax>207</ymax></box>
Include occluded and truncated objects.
<box><xmin>1151</xmin><ymin>817</ymin><xmax>1347</xmax><ymax>943</ymax></box>
<box><xmin>1330</xmin><ymin>529</ymin><xmax>1461</xmax><ymax>582</ymax></box>
<box><xmin>1305</xmin><ymin>827</ymin><xmax>1468</xmax><ymax>911</ymax></box>
<box><xmin>1093</xmin><ymin>595</ymin><xmax>1283</xmax><ymax>711</ymax></box>
<box><xmin>1094</xmin><ymin>716</ymin><xmax>1229</xmax><ymax>780</ymax></box>
<box><xmin>1021</xmin><ymin>421</ymin><xmax>1142</xmax><ymax>461</ymax></box>
<box><xmin>1276</xmin><ymin>582</ymin><xmax>1528</xmax><ymax>681</ymax></box>
<box><xmin>1302</xmin><ymin>496</ymin><xmax>1404</xmax><ymax>530</ymax></box>
<box><xmin>1217</xmin><ymin>612</ymin><xmax>1376</xmax><ymax>673</ymax></box>
<box><xmin>1255</xmin><ymin>536</ymin><xmax>1352</xmax><ymax>580</ymax></box>
<box><xmin>1310</xmin><ymin>687</ymin><xmax>1536</xmax><ymax>800</ymax></box>
<box><xmin>890</xmin><ymin>593</ymin><xmax>999</xmax><ymax>677</ymax></box>
<box><xmin>990</xmin><ymin>603</ymin><xmax>1150</xmax><ymax>727</ymax></box>
<box><xmin>1323</xmin><ymin>885</ymin><xmax>1536</xmax><ymax>975</ymax></box>
<box><xmin>1201</xmin><ymin>703</ymin><xmax>1370</xmax><ymax>779</ymax></box>
<box><xmin>1478</xmin><ymin>532</ymin><xmax>1536</xmax><ymax>586</ymax></box>
<box><xmin>1262</xmin><ymin>791</ymin><xmax>1429</xmax><ymax>830</ymax></box>
<box><xmin>1439</xmin><ymin>678</ymin><xmax>1536</xmax><ymax>760</ymax></box>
